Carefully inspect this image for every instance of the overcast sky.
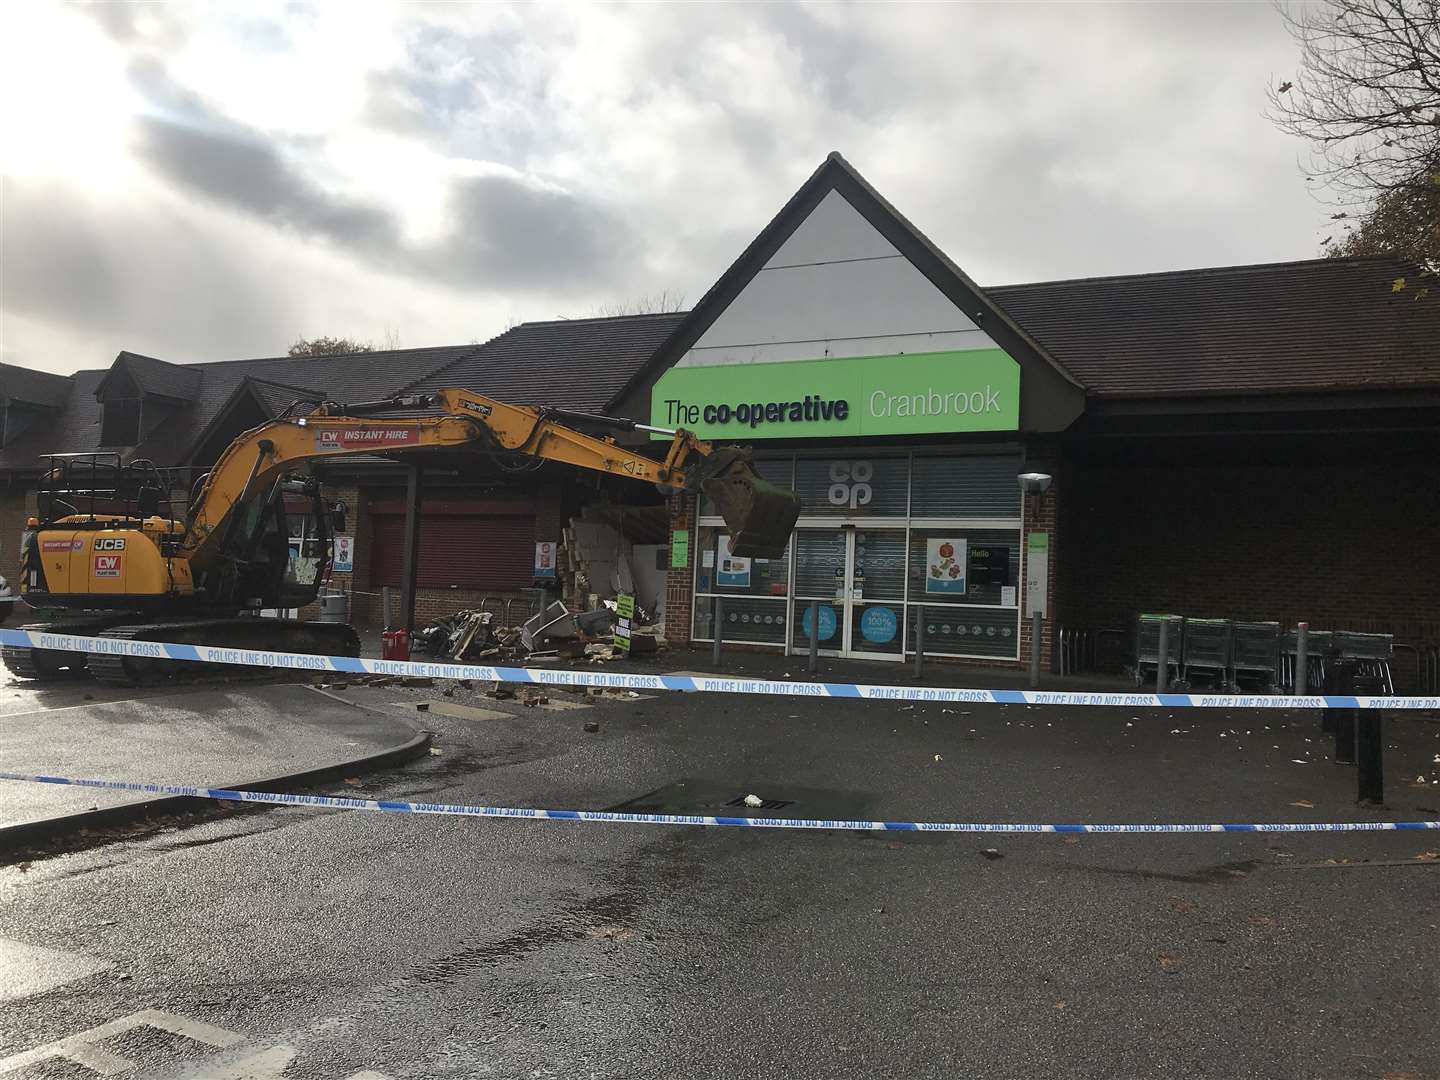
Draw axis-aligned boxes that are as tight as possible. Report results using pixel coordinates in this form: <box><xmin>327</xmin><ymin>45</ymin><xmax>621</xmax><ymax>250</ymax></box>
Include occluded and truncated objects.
<box><xmin>2</xmin><ymin>2</ymin><xmax>1328</xmax><ymax>376</ymax></box>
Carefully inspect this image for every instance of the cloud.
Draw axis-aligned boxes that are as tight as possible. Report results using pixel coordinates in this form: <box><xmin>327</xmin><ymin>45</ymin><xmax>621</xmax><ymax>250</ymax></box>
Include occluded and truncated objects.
<box><xmin>5</xmin><ymin>3</ymin><xmax>1332</xmax><ymax>374</ymax></box>
<box><xmin>425</xmin><ymin>172</ymin><xmax>636</xmax><ymax>287</ymax></box>
<box><xmin>0</xmin><ymin>178</ymin><xmax>304</xmax><ymax>364</ymax></box>
<box><xmin>137</xmin><ymin>115</ymin><xmax>404</xmax><ymax>255</ymax></box>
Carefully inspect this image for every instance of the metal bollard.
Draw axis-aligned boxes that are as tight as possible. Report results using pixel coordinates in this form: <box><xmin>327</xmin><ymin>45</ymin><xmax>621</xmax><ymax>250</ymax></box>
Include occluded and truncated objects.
<box><xmin>1156</xmin><ymin>618</ymin><xmax>1169</xmax><ymax>692</ymax></box>
<box><xmin>1295</xmin><ymin>621</ymin><xmax>1309</xmax><ymax>697</ymax></box>
<box><xmin>913</xmin><ymin>611</ymin><xmax>925</xmax><ymax>679</ymax></box>
<box><xmin>1030</xmin><ymin>610</ymin><xmax>1042</xmax><ymax>689</ymax></box>
<box><xmin>382</xmin><ymin>586</ymin><xmax>393</xmax><ymax>631</ymax></box>
<box><xmin>1328</xmin><ymin>659</ymin><xmax>1357</xmax><ymax>762</ymax></box>
<box><xmin>711</xmin><ymin>597</ymin><xmax>723</xmax><ymax>669</ymax></box>
<box><xmin>1354</xmin><ymin>674</ymin><xmax>1386</xmax><ymax>805</ymax></box>
<box><xmin>1334</xmin><ymin>707</ymin><xmax>1357</xmax><ymax>764</ymax></box>
<box><xmin>808</xmin><ymin>600</ymin><xmax>820</xmax><ymax>675</ymax></box>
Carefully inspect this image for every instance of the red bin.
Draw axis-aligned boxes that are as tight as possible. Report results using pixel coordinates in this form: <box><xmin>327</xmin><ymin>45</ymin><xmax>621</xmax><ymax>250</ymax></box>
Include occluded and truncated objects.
<box><xmin>381</xmin><ymin>628</ymin><xmax>411</xmax><ymax>662</ymax></box>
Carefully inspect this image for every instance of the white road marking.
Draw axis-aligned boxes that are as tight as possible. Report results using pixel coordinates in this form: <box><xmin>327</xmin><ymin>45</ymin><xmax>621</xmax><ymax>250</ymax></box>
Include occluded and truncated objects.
<box><xmin>0</xmin><ymin>1008</ymin><xmax>244</xmax><ymax>1076</ymax></box>
<box><xmin>173</xmin><ymin>1043</ymin><xmax>392</xmax><ymax>1079</ymax></box>
<box><xmin>0</xmin><ymin>937</ymin><xmax>111</xmax><ymax>1002</ymax></box>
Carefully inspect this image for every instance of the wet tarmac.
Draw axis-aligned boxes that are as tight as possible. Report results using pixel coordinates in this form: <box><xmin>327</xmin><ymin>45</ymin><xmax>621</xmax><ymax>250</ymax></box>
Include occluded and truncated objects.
<box><xmin>0</xmin><ymin>667</ymin><xmax>1437</xmax><ymax>1078</ymax></box>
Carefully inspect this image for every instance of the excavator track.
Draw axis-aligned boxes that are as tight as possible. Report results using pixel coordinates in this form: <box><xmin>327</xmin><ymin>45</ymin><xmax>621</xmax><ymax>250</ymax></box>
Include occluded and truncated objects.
<box><xmin>2</xmin><ymin>616</ymin><xmax>133</xmax><ymax>682</ymax></box>
<box><xmin>86</xmin><ymin>618</ymin><xmax>362</xmax><ymax>688</ymax></box>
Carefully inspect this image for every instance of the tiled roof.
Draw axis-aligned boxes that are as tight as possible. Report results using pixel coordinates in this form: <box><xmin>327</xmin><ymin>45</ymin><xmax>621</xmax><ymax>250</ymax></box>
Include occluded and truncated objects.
<box><xmin>0</xmin><ymin>345</ymin><xmax>478</xmax><ymax>473</ymax></box>
<box><xmin>0</xmin><ymin>363</ymin><xmax>73</xmax><ymax>408</ymax></box>
<box><xmin>988</xmin><ymin>256</ymin><xmax>1439</xmax><ymax>399</ymax></box>
<box><xmin>102</xmin><ymin>351</ymin><xmax>203</xmax><ymax>401</ymax></box>
<box><xmin>405</xmin><ymin>312</ymin><xmax>688</xmax><ymax>410</ymax></box>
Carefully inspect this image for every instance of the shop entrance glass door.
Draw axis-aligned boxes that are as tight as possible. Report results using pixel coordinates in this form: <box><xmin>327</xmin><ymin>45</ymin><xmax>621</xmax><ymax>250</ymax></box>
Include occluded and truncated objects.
<box><xmin>792</xmin><ymin>528</ymin><xmax>906</xmax><ymax>661</ymax></box>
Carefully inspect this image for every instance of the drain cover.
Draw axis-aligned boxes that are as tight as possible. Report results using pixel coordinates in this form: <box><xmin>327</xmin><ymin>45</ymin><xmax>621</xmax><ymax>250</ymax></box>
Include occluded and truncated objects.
<box><xmin>724</xmin><ymin>795</ymin><xmax>794</xmax><ymax>811</ymax></box>
<box><xmin>607</xmin><ymin>777</ymin><xmax>873</xmax><ymax>820</ymax></box>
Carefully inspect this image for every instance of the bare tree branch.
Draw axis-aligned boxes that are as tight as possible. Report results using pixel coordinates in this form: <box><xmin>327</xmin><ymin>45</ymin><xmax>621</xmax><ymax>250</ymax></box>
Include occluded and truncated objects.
<box><xmin>1266</xmin><ymin>0</ymin><xmax>1439</xmax><ymax>264</ymax></box>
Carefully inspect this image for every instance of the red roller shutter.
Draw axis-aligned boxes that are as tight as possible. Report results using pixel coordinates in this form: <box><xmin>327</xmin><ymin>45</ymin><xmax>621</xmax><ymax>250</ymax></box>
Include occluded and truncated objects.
<box><xmin>369</xmin><ymin>511</ymin><xmax>535</xmax><ymax>589</ymax></box>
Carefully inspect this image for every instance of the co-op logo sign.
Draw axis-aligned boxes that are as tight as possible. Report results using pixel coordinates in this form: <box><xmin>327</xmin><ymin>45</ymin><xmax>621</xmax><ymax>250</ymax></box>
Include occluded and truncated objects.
<box><xmin>828</xmin><ymin>460</ymin><xmax>874</xmax><ymax>509</ymax></box>
<box><xmin>650</xmin><ymin>349</ymin><xmax>1020</xmax><ymax>441</ymax></box>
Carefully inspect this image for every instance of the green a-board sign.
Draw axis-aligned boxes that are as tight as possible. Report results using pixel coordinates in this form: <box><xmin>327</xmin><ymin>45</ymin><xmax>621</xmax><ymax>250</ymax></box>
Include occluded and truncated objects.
<box><xmin>651</xmin><ymin>349</ymin><xmax>1019</xmax><ymax>441</ymax></box>
<box><xmin>614</xmin><ymin>593</ymin><xmax>635</xmax><ymax>654</ymax></box>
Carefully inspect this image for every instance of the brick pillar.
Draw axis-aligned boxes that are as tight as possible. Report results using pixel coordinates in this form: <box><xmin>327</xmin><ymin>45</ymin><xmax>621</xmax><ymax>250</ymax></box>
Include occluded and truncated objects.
<box><xmin>1019</xmin><ymin>473</ymin><xmax>1059</xmax><ymax>673</ymax></box>
<box><xmin>663</xmin><ymin>492</ymin><xmax>695</xmax><ymax>644</ymax></box>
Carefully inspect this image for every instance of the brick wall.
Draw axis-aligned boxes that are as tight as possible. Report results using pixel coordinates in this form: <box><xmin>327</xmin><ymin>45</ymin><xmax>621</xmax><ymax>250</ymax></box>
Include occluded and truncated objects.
<box><xmin>0</xmin><ymin>485</ymin><xmax>34</xmax><ymax>581</ymax></box>
<box><xmin>663</xmin><ymin>492</ymin><xmax>695</xmax><ymax>644</ymax></box>
<box><xmin>1058</xmin><ymin>459</ymin><xmax>1440</xmax><ymax>639</ymax></box>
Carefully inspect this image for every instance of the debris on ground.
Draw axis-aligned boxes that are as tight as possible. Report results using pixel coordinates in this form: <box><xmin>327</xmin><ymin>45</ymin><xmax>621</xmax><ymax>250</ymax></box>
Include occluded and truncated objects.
<box><xmin>1157</xmin><ymin>951</ymin><xmax>1184</xmax><ymax>973</ymax></box>
<box><xmin>583</xmin><ymin>721</ymin><xmax>600</xmax><ymax>733</ymax></box>
<box><xmin>979</xmin><ymin>848</ymin><xmax>1003</xmax><ymax>861</ymax></box>
<box><xmin>743</xmin><ymin>794</ymin><xmax>764</xmax><ymax>807</ymax></box>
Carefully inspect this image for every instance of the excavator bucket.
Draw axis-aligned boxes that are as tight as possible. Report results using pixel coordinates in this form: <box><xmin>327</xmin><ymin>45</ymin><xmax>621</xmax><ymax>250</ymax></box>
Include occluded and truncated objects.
<box><xmin>699</xmin><ymin>452</ymin><xmax>801</xmax><ymax>559</ymax></box>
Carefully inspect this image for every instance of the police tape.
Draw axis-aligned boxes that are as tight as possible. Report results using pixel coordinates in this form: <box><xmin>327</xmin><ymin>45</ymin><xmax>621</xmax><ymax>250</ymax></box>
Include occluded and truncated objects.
<box><xmin>1</xmin><ymin>771</ymin><xmax>1435</xmax><ymax>834</ymax></box>
<box><xmin>2</xmin><ymin>626</ymin><xmax>1438</xmax><ymax>711</ymax></box>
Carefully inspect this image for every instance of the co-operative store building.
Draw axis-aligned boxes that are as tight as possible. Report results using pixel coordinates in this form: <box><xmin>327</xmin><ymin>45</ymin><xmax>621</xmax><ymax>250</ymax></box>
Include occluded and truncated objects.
<box><xmin>3</xmin><ymin>152</ymin><xmax>1436</xmax><ymax>673</ymax></box>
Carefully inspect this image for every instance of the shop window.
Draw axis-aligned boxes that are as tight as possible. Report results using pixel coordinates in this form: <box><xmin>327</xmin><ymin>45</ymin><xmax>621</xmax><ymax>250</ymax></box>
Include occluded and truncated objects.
<box><xmin>694</xmin><ymin>595</ymin><xmax>788</xmax><ymax>645</ymax></box>
<box><xmin>909</xmin><ymin>454</ymin><xmax>1021</xmax><ymax>517</ymax></box>
<box><xmin>906</xmin><ymin>528</ymin><xmax>1019</xmax><ymax>607</ymax></box>
<box><xmin>694</xmin><ymin>525</ymin><xmax>789</xmax><ymax>598</ymax></box>
<box><xmin>910</xmin><ymin>604</ymin><xmax>1018</xmax><ymax>659</ymax></box>
<box><xmin>793</xmin><ymin>455</ymin><xmax>908</xmax><ymax>517</ymax></box>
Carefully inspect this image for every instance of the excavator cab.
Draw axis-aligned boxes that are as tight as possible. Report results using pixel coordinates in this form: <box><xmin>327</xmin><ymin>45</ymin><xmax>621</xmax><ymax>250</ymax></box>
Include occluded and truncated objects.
<box><xmin>693</xmin><ymin>449</ymin><xmax>801</xmax><ymax>559</ymax></box>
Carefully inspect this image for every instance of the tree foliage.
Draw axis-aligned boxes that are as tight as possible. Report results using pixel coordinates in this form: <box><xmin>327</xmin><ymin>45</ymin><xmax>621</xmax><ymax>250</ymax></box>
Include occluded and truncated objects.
<box><xmin>1323</xmin><ymin>174</ymin><xmax>1440</xmax><ymax>259</ymax></box>
<box><xmin>1267</xmin><ymin>0</ymin><xmax>1440</xmax><ymax>265</ymax></box>
<box><xmin>287</xmin><ymin>336</ymin><xmax>374</xmax><ymax>357</ymax></box>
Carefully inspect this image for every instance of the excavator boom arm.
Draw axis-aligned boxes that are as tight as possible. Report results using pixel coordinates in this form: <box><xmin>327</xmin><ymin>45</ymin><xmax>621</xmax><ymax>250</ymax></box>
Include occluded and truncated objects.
<box><xmin>182</xmin><ymin>389</ymin><xmax>799</xmax><ymax>571</ymax></box>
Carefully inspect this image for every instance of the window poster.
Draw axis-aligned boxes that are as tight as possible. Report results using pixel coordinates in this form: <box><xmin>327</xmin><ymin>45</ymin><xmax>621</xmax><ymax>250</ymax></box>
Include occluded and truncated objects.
<box><xmin>716</xmin><ymin>533</ymin><xmax>752</xmax><ymax>588</ymax></box>
<box><xmin>925</xmin><ymin>538</ymin><xmax>967</xmax><ymax>594</ymax></box>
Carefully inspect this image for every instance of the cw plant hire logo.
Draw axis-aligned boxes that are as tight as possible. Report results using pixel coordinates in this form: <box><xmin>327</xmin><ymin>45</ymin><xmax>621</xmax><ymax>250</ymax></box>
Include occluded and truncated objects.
<box><xmin>662</xmin><ymin>386</ymin><xmax>1003</xmax><ymax>431</ymax></box>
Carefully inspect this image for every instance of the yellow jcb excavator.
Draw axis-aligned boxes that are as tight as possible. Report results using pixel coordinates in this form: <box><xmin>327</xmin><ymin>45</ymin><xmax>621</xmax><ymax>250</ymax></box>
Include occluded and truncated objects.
<box><xmin>4</xmin><ymin>387</ymin><xmax>799</xmax><ymax>685</ymax></box>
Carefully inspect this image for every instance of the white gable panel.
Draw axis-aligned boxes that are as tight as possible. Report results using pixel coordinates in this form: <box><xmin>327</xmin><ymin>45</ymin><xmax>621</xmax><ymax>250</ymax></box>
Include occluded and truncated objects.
<box><xmin>761</xmin><ymin>189</ymin><xmax>898</xmax><ymax>268</ymax></box>
<box><xmin>681</xmin><ymin>328</ymin><xmax>999</xmax><ymax>367</ymax></box>
<box><xmin>691</xmin><ymin>254</ymin><xmax>982</xmax><ymax>357</ymax></box>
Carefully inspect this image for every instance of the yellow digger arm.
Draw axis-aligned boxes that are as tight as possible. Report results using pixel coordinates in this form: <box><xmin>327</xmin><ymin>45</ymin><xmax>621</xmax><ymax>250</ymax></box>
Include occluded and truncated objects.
<box><xmin>181</xmin><ymin>389</ymin><xmax>798</xmax><ymax>569</ymax></box>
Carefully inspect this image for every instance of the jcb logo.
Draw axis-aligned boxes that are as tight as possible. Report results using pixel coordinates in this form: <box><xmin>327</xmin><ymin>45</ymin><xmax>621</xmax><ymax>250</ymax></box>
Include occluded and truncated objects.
<box><xmin>827</xmin><ymin>461</ymin><xmax>874</xmax><ymax>510</ymax></box>
<box><xmin>95</xmin><ymin>538</ymin><xmax>127</xmax><ymax>551</ymax></box>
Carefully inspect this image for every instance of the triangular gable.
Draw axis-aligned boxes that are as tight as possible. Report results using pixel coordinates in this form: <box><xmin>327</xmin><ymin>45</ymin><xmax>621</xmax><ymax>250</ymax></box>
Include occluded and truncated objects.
<box><xmin>617</xmin><ymin>152</ymin><xmax>1085</xmax><ymax>432</ymax></box>
<box><xmin>179</xmin><ymin>376</ymin><xmax>322</xmax><ymax>467</ymax></box>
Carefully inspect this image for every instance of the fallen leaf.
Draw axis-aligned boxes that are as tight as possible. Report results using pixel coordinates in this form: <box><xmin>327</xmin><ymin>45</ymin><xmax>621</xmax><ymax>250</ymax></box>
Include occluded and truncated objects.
<box><xmin>1414</xmin><ymin>851</ymin><xmax>1439</xmax><ymax>862</ymax></box>
<box><xmin>343</xmin><ymin>777</ymin><xmax>363</xmax><ymax>786</ymax></box>
<box><xmin>1247</xmin><ymin>914</ymin><xmax>1275</xmax><ymax>927</ymax></box>
<box><xmin>1158</xmin><ymin>951</ymin><xmax>1184</xmax><ymax>973</ymax></box>
<box><xmin>1289</xmin><ymin>800</ymin><xmax>1314</xmax><ymax>809</ymax></box>
<box><xmin>1061</xmin><ymin>836</ymin><xmax>1081</xmax><ymax>845</ymax></box>
<box><xmin>1168</xmin><ymin>896</ymin><xmax>1198</xmax><ymax>914</ymax></box>
<box><xmin>588</xmin><ymin>926</ymin><xmax>635</xmax><ymax>942</ymax></box>
<box><xmin>1054</xmin><ymin>1000</ymin><xmax>1066</xmax><ymax>1010</ymax></box>
<box><xmin>1380</xmin><ymin>1072</ymin><xmax>1422</xmax><ymax>1080</ymax></box>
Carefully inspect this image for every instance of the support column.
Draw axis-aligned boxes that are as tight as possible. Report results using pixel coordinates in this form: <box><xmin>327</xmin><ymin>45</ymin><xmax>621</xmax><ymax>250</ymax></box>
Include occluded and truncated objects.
<box><xmin>399</xmin><ymin>463</ymin><xmax>423</xmax><ymax>632</ymax></box>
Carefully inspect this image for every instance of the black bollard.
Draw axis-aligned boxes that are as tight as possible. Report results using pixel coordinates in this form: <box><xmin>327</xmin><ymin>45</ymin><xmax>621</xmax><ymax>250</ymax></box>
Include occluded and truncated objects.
<box><xmin>1354</xmin><ymin>674</ymin><xmax>1387</xmax><ymax>805</ymax></box>
<box><xmin>711</xmin><ymin>597</ymin><xmax>723</xmax><ymax>670</ymax></box>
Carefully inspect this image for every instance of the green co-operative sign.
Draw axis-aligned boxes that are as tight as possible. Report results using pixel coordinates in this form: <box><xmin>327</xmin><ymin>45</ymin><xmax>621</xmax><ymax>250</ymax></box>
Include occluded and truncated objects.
<box><xmin>650</xmin><ymin>349</ymin><xmax>1019</xmax><ymax>440</ymax></box>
